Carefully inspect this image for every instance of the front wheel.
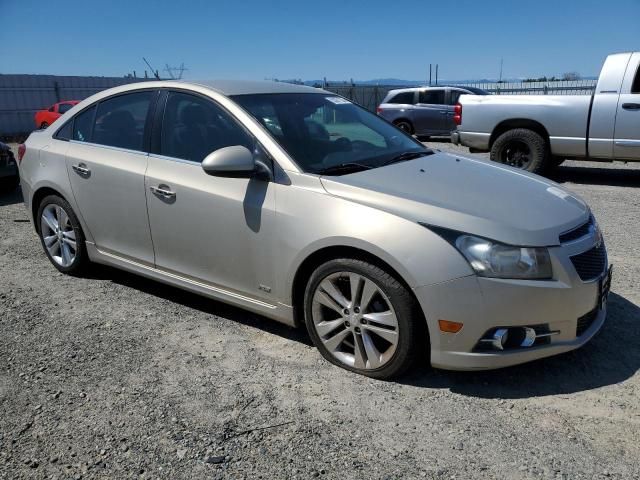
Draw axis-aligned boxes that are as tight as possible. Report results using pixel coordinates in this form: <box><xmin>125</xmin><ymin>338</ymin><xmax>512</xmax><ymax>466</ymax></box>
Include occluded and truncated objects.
<box><xmin>304</xmin><ymin>258</ymin><xmax>424</xmax><ymax>379</ymax></box>
<box><xmin>37</xmin><ymin>195</ymin><xmax>89</xmax><ymax>274</ymax></box>
<box><xmin>490</xmin><ymin>128</ymin><xmax>548</xmax><ymax>174</ymax></box>
<box><xmin>40</xmin><ymin>122</ymin><xmax>49</xmax><ymax>129</ymax></box>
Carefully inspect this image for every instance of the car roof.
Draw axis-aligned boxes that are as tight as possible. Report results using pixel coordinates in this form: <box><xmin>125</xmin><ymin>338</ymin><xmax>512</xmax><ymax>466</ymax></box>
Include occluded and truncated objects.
<box><xmin>175</xmin><ymin>79</ymin><xmax>326</xmax><ymax>96</ymax></box>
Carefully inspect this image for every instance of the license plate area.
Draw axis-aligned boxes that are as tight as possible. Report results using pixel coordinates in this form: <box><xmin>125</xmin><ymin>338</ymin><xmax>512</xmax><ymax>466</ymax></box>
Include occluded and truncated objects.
<box><xmin>597</xmin><ymin>265</ymin><xmax>613</xmax><ymax>310</ymax></box>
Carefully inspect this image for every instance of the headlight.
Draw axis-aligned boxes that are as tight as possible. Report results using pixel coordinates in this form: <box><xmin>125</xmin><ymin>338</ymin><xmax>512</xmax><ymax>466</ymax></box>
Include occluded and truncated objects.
<box><xmin>455</xmin><ymin>235</ymin><xmax>552</xmax><ymax>280</ymax></box>
<box><xmin>422</xmin><ymin>224</ymin><xmax>553</xmax><ymax>280</ymax></box>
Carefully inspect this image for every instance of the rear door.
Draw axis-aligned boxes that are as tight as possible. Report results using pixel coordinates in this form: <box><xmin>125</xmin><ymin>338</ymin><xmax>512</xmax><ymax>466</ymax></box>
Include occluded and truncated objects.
<box><xmin>613</xmin><ymin>53</ymin><xmax>640</xmax><ymax>159</ymax></box>
<box><xmin>64</xmin><ymin>90</ymin><xmax>157</xmax><ymax>265</ymax></box>
<box><xmin>413</xmin><ymin>89</ymin><xmax>446</xmax><ymax>135</ymax></box>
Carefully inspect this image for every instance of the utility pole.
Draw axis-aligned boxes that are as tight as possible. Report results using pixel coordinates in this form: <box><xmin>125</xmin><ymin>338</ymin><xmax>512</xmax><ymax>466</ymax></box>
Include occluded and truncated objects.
<box><xmin>499</xmin><ymin>57</ymin><xmax>504</xmax><ymax>82</ymax></box>
<box><xmin>164</xmin><ymin>62</ymin><xmax>188</xmax><ymax>80</ymax></box>
<box><xmin>435</xmin><ymin>64</ymin><xmax>439</xmax><ymax>85</ymax></box>
<box><xmin>429</xmin><ymin>64</ymin><xmax>432</xmax><ymax>86</ymax></box>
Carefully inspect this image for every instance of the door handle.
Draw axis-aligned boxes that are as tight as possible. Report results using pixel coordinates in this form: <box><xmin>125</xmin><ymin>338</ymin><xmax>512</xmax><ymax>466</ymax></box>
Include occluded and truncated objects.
<box><xmin>622</xmin><ymin>103</ymin><xmax>640</xmax><ymax>110</ymax></box>
<box><xmin>72</xmin><ymin>163</ymin><xmax>90</xmax><ymax>175</ymax></box>
<box><xmin>150</xmin><ymin>185</ymin><xmax>176</xmax><ymax>199</ymax></box>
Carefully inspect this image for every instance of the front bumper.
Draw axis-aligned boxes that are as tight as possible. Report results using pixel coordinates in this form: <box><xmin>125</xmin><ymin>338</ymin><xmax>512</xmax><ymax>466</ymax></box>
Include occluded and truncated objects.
<box><xmin>414</xmin><ymin>238</ymin><xmax>609</xmax><ymax>370</ymax></box>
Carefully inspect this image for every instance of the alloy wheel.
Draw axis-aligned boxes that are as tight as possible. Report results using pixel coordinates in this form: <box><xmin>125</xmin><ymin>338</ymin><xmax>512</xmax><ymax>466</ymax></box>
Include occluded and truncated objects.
<box><xmin>40</xmin><ymin>204</ymin><xmax>77</xmax><ymax>267</ymax></box>
<box><xmin>311</xmin><ymin>271</ymin><xmax>399</xmax><ymax>370</ymax></box>
<box><xmin>501</xmin><ymin>140</ymin><xmax>532</xmax><ymax>169</ymax></box>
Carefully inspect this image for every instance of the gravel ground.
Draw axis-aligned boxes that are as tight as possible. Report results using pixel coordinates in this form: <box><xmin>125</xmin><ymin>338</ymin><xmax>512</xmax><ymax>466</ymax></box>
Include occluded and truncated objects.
<box><xmin>1</xmin><ymin>142</ymin><xmax>639</xmax><ymax>479</ymax></box>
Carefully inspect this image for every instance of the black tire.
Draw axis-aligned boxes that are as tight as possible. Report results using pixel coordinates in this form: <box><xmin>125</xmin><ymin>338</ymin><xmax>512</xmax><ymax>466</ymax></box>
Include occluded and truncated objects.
<box><xmin>0</xmin><ymin>175</ymin><xmax>19</xmax><ymax>192</ymax></box>
<box><xmin>393</xmin><ymin>120</ymin><xmax>414</xmax><ymax>135</ymax></box>
<box><xmin>551</xmin><ymin>156</ymin><xmax>565</xmax><ymax>168</ymax></box>
<box><xmin>40</xmin><ymin>122</ymin><xmax>49</xmax><ymax>129</ymax></box>
<box><xmin>36</xmin><ymin>195</ymin><xmax>89</xmax><ymax>275</ymax></box>
<box><xmin>490</xmin><ymin>128</ymin><xmax>548</xmax><ymax>174</ymax></box>
<box><xmin>303</xmin><ymin>258</ymin><xmax>425</xmax><ymax>379</ymax></box>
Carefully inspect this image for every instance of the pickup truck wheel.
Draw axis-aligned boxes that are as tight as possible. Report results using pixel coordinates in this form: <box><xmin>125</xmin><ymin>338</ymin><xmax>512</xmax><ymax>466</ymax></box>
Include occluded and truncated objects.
<box><xmin>490</xmin><ymin>128</ymin><xmax>548</xmax><ymax>174</ymax></box>
<box><xmin>40</xmin><ymin>122</ymin><xmax>49</xmax><ymax>129</ymax></box>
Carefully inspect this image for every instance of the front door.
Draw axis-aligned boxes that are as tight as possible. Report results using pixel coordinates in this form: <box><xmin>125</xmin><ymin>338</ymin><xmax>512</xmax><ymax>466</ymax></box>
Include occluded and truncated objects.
<box><xmin>413</xmin><ymin>89</ymin><xmax>446</xmax><ymax>135</ymax></box>
<box><xmin>614</xmin><ymin>53</ymin><xmax>640</xmax><ymax>160</ymax></box>
<box><xmin>65</xmin><ymin>91</ymin><xmax>156</xmax><ymax>264</ymax></box>
<box><xmin>145</xmin><ymin>90</ymin><xmax>276</xmax><ymax>302</ymax></box>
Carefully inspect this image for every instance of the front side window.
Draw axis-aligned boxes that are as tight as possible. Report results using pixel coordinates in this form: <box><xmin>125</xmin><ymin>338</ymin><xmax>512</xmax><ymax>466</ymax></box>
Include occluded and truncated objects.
<box><xmin>418</xmin><ymin>90</ymin><xmax>445</xmax><ymax>105</ymax></box>
<box><xmin>388</xmin><ymin>91</ymin><xmax>415</xmax><ymax>104</ymax></box>
<box><xmin>72</xmin><ymin>105</ymin><xmax>96</xmax><ymax>142</ymax></box>
<box><xmin>92</xmin><ymin>91</ymin><xmax>153</xmax><ymax>151</ymax></box>
<box><xmin>160</xmin><ymin>91</ymin><xmax>253</xmax><ymax>162</ymax></box>
<box><xmin>58</xmin><ymin>103</ymin><xmax>74</xmax><ymax>114</ymax></box>
<box><xmin>233</xmin><ymin>93</ymin><xmax>430</xmax><ymax>175</ymax></box>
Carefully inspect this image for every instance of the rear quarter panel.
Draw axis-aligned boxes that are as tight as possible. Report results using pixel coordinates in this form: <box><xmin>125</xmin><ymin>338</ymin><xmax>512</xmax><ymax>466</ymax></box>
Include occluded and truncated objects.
<box><xmin>20</xmin><ymin>132</ymin><xmax>93</xmax><ymax>241</ymax></box>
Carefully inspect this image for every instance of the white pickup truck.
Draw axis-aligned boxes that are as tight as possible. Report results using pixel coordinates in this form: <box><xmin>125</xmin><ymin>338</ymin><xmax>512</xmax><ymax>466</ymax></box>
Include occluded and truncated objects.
<box><xmin>451</xmin><ymin>52</ymin><xmax>640</xmax><ymax>173</ymax></box>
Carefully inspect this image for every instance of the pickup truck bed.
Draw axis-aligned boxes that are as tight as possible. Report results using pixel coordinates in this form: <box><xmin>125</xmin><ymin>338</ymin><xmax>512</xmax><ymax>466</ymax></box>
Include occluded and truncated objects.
<box><xmin>453</xmin><ymin>52</ymin><xmax>640</xmax><ymax>173</ymax></box>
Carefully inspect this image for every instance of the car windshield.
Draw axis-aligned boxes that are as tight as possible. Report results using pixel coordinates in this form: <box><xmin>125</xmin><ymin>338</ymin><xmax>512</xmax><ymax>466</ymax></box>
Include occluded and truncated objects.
<box><xmin>231</xmin><ymin>93</ymin><xmax>431</xmax><ymax>175</ymax></box>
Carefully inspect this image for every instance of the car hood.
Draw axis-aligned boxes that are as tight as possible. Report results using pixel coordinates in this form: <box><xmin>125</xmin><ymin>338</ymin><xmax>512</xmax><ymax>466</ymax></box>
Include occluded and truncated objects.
<box><xmin>319</xmin><ymin>152</ymin><xmax>589</xmax><ymax>246</ymax></box>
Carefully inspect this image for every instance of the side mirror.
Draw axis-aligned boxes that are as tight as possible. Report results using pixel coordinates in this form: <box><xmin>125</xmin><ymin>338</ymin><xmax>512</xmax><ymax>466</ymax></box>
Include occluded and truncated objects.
<box><xmin>202</xmin><ymin>146</ymin><xmax>255</xmax><ymax>177</ymax></box>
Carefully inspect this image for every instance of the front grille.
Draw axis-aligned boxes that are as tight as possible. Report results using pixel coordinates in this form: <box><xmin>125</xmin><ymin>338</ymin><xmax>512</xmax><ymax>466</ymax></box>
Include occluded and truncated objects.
<box><xmin>570</xmin><ymin>243</ymin><xmax>606</xmax><ymax>281</ymax></box>
<box><xmin>559</xmin><ymin>216</ymin><xmax>593</xmax><ymax>243</ymax></box>
<box><xmin>576</xmin><ymin>307</ymin><xmax>598</xmax><ymax>337</ymax></box>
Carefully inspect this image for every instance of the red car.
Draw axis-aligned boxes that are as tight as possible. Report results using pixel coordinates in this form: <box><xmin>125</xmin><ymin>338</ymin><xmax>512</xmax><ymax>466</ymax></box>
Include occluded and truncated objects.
<box><xmin>34</xmin><ymin>101</ymin><xmax>79</xmax><ymax>129</ymax></box>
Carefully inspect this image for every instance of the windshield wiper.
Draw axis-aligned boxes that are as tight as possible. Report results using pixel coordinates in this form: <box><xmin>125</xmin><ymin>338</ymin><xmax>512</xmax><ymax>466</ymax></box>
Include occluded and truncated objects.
<box><xmin>315</xmin><ymin>162</ymin><xmax>374</xmax><ymax>176</ymax></box>
<box><xmin>382</xmin><ymin>150</ymin><xmax>433</xmax><ymax>167</ymax></box>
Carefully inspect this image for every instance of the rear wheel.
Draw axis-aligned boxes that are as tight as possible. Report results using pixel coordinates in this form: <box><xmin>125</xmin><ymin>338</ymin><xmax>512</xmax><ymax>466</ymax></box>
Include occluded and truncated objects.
<box><xmin>393</xmin><ymin>120</ymin><xmax>413</xmax><ymax>135</ymax></box>
<box><xmin>37</xmin><ymin>195</ymin><xmax>88</xmax><ymax>274</ymax></box>
<box><xmin>490</xmin><ymin>128</ymin><xmax>548</xmax><ymax>174</ymax></box>
<box><xmin>304</xmin><ymin>258</ymin><xmax>423</xmax><ymax>379</ymax></box>
<box><xmin>40</xmin><ymin>122</ymin><xmax>49</xmax><ymax>129</ymax></box>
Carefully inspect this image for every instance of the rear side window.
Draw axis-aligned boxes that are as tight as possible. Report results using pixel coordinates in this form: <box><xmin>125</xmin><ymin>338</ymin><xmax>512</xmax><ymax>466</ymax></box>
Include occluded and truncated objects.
<box><xmin>160</xmin><ymin>91</ymin><xmax>253</xmax><ymax>163</ymax></box>
<box><xmin>72</xmin><ymin>105</ymin><xmax>96</xmax><ymax>142</ymax></box>
<box><xmin>58</xmin><ymin>103</ymin><xmax>74</xmax><ymax>114</ymax></box>
<box><xmin>632</xmin><ymin>65</ymin><xmax>640</xmax><ymax>94</ymax></box>
<box><xmin>55</xmin><ymin>121</ymin><xmax>73</xmax><ymax>141</ymax></box>
<box><xmin>449</xmin><ymin>90</ymin><xmax>463</xmax><ymax>105</ymax></box>
<box><xmin>388</xmin><ymin>92</ymin><xmax>415</xmax><ymax>104</ymax></box>
<box><xmin>92</xmin><ymin>92</ymin><xmax>153</xmax><ymax>151</ymax></box>
<box><xmin>418</xmin><ymin>90</ymin><xmax>445</xmax><ymax>105</ymax></box>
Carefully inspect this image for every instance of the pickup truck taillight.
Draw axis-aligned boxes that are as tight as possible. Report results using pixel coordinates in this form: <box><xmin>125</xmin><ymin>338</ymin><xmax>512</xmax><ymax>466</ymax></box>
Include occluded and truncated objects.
<box><xmin>376</xmin><ymin>106</ymin><xmax>382</xmax><ymax>115</ymax></box>
<box><xmin>17</xmin><ymin>144</ymin><xmax>26</xmax><ymax>165</ymax></box>
<box><xmin>453</xmin><ymin>103</ymin><xmax>462</xmax><ymax>126</ymax></box>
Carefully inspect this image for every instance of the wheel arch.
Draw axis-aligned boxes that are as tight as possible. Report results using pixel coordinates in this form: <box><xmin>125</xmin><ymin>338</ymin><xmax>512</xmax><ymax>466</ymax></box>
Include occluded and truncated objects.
<box><xmin>290</xmin><ymin>244</ymin><xmax>423</xmax><ymax>329</ymax></box>
<box><xmin>31</xmin><ymin>186</ymin><xmax>68</xmax><ymax>233</ymax></box>
<box><xmin>489</xmin><ymin>119</ymin><xmax>550</xmax><ymax>150</ymax></box>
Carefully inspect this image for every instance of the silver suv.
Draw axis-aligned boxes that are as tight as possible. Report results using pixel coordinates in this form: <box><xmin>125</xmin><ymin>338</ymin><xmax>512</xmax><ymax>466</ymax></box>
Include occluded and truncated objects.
<box><xmin>18</xmin><ymin>80</ymin><xmax>610</xmax><ymax>379</ymax></box>
<box><xmin>377</xmin><ymin>86</ymin><xmax>488</xmax><ymax>137</ymax></box>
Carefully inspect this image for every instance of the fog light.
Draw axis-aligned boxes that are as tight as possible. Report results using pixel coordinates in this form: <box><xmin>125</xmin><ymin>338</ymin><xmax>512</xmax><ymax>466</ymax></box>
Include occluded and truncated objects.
<box><xmin>490</xmin><ymin>328</ymin><xmax>509</xmax><ymax>350</ymax></box>
<box><xmin>438</xmin><ymin>320</ymin><xmax>463</xmax><ymax>333</ymax></box>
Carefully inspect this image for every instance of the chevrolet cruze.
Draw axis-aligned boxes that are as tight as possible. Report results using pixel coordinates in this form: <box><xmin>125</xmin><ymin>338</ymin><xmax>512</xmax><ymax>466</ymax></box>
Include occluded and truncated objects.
<box><xmin>18</xmin><ymin>80</ymin><xmax>612</xmax><ymax>379</ymax></box>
